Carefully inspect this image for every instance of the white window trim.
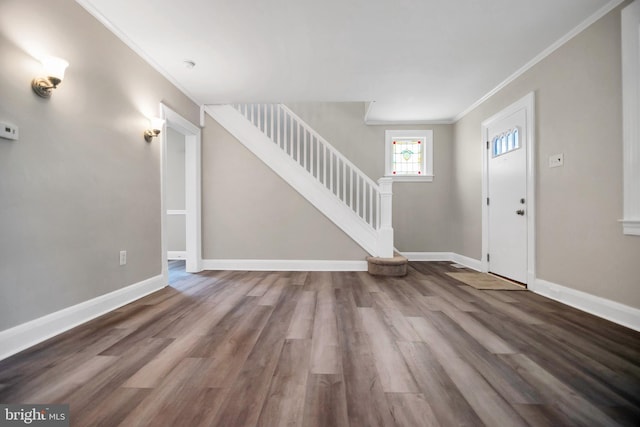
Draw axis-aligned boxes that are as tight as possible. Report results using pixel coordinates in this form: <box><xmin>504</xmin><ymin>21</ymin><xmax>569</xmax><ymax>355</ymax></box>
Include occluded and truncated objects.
<box><xmin>385</xmin><ymin>129</ymin><xmax>434</xmax><ymax>182</ymax></box>
<box><xmin>621</xmin><ymin>1</ymin><xmax>640</xmax><ymax>236</ymax></box>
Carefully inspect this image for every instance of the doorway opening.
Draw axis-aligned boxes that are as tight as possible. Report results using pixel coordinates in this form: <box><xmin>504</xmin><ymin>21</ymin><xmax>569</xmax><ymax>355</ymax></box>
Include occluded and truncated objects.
<box><xmin>160</xmin><ymin>103</ymin><xmax>202</xmax><ymax>283</ymax></box>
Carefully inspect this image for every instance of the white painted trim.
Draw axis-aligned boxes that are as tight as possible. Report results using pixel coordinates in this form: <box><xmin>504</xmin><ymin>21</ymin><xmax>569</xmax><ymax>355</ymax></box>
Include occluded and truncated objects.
<box><xmin>166</xmin><ymin>209</ymin><xmax>186</xmax><ymax>215</ymax></box>
<box><xmin>389</xmin><ymin>175</ymin><xmax>434</xmax><ymax>183</ymax></box>
<box><xmin>621</xmin><ymin>219</ymin><xmax>640</xmax><ymax>236</ymax></box>
<box><xmin>530</xmin><ymin>278</ymin><xmax>640</xmax><ymax>332</ymax></box>
<box><xmin>621</xmin><ymin>1</ymin><xmax>640</xmax><ymax>236</ymax></box>
<box><xmin>74</xmin><ymin>0</ymin><xmax>200</xmax><ymax>106</ymax></box>
<box><xmin>450</xmin><ymin>253</ymin><xmax>483</xmax><ymax>272</ymax></box>
<box><xmin>481</xmin><ymin>92</ymin><xmax>536</xmax><ymax>285</ymax></box>
<box><xmin>201</xmin><ymin>259</ymin><xmax>368</xmax><ymax>271</ymax></box>
<box><xmin>400</xmin><ymin>252</ymin><xmax>482</xmax><ymax>271</ymax></box>
<box><xmin>0</xmin><ymin>275</ymin><xmax>166</xmax><ymax>362</ymax></box>
<box><xmin>454</xmin><ymin>0</ymin><xmax>625</xmax><ymax>122</ymax></box>
<box><xmin>160</xmin><ymin>104</ymin><xmax>202</xmax><ymax>274</ymax></box>
<box><xmin>365</xmin><ymin>119</ymin><xmax>455</xmax><ymax>125</ymax></box>
<box><xmin>363</xmin><ymin>102</ymin><xmax>454</xmax><ymax>123</ymax></box>
<box><xmin>199</xmin><ymin>105</ymin><xmax>206</xmax><ymax>127</ymax></box>
<box><xmin>364</xmin><ymin>101</ymin><xmax>376</xmax><ymax>123</ymax></box>
<box><xmin>401</xmin><ymin>252</ymin><xmax>452</xmax><ymax>261</ymax></box>
<box><xmin>168</xmin><ymin>251</ymin><xmax>187</xmax><ymax>260</ymax></box>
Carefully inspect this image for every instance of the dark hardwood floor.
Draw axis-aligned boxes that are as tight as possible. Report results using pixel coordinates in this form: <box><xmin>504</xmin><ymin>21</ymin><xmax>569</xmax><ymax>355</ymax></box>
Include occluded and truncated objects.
<box><xmin>1</xmin><ymin>261</ymin><xmax>639</xmax><ymax>426</ymax></box>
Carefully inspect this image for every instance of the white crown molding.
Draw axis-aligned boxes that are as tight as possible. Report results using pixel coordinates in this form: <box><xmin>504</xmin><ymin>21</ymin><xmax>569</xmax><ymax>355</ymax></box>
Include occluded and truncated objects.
<box><xmin>201</xmin><ymin>259</ymin><xmax>367</xmax><ymax>271</ymax></box>
<box><xmin>74</xmin><ymin>0</ymin><xmax>201</xmax><ymax>106</ymax></box>
<box><xmin>365</xmin><ymin>118</ymin><xmax>454</xmax><ymax>126</ymax></box>
<box><xmin>453</xmin><ymin>0</ymin><xmax>625</xmax><ymax>123</ymax></box>
<box><xmin>362</xmin><ymin>102</ymin><xmax>455</xmax><ymax>125</ymax></box>
<box><xmin>530</xmin><ymin>278</ymin><xmax>640</xmax><ymax>332</ymax></box>
<box><xmin>0</xmin><ymin>274</ymin><xmax>166</xmax><ymax>362</ymax></box>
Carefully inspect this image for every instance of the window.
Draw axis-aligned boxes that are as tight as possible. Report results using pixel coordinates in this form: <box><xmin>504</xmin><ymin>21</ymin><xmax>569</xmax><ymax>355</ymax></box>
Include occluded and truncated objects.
<box><xmin>492</xmin><ymin>127</ymin><xmax>520</xmax><ymax>157</ymax></box>
<box><xmin>385</xmin><ymin>130</ymin><xmax>433</xmax><ymax>181</ymax></box>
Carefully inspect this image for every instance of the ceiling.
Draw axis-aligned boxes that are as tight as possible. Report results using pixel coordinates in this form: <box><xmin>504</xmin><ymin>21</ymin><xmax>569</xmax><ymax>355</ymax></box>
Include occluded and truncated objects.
<box><xmin>78</xmin><ymin>0</ymin><xmax>616</xmax><ymax>123</ymax></box>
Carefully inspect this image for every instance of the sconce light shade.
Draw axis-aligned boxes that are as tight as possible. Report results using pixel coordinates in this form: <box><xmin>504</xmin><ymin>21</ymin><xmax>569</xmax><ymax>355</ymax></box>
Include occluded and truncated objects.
<box><xmin>32</xmin><ymin>56</ymin><xmax>69</xmax><ymax>98</ymax></box>
<box><xmin>144</xmin><ymin>116</ymin><xmax>165</xmax><ymax>142</ymax></box>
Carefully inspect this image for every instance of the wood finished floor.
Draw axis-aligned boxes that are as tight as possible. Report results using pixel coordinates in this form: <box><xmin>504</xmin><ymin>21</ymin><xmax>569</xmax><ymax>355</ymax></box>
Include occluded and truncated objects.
<box><xmin>1</xmin><ymin>261</ymin><xmax>639</xmax><ymax>426</ymax></box>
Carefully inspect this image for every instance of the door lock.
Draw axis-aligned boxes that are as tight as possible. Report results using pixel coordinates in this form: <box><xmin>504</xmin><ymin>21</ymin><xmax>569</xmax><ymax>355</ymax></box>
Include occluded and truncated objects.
<box><xmin>516</xmin><ymin>209</ymin><xmax>525</xmax><ymax>216</ymax></box>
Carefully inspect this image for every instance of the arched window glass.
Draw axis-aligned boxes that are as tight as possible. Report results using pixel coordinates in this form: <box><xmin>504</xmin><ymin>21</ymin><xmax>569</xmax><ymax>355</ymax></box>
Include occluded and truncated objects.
<box><xmin>492</xmin><ymin>128</ymin><xmax>521</xmax><ymax>158</ymax></box>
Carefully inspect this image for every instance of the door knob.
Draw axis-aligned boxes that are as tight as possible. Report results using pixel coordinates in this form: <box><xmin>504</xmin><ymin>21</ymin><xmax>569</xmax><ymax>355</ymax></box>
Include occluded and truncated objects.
<box><xmin>516</xmin><ymin>209</ymin><xmax>525</xmax><ymax>216</ymax></box>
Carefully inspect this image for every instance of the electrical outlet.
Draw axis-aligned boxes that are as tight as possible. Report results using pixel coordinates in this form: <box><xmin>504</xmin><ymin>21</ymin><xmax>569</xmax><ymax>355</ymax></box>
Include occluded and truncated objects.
<box><xmin>119</xmin><ymin>250</ymin><xmax>127</xmax><ymax>266</ymax></box>
<box><xmin>0</xmin><ymin>121</ymin><xmax>19</xmax><ymax>141</ymax></box>
<box><xmin>549</xmin><ymin>153</ymin><xmax>564</xmax><ymax>168</ymax></box>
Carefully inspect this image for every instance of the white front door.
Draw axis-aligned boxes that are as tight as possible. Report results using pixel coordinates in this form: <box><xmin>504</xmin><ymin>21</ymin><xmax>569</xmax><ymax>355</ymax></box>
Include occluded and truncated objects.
<box><xmin>485</xmin><ymin>102</ymin><xmax>529</xmax><ymax>284</ymax></box>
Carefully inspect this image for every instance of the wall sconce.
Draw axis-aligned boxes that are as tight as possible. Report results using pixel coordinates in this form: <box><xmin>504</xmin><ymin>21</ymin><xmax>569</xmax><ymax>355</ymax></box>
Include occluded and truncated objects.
<box><xmin>144</xmin><ymin>117</ymin><xmax>165</xmax><ymax>142</ymax></box>
<box><xmin>32</xmin><ymin>56</ymin><xmax>69</xmax><ymax>98</ymax></box>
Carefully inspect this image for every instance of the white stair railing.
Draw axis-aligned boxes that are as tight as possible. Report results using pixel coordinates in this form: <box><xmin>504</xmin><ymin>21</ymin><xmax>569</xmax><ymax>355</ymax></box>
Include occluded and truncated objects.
<box><xmin>231</xmin><ymin>103</ymin><xmax>394</xmax><ymax>257</ymax></box>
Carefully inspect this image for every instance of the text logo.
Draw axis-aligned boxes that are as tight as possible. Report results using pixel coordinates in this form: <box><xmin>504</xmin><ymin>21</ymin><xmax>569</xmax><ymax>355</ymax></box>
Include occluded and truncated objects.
<box><xmin>0</xmin><ymin>405</ymin><xmax>69</xmax><ymax>426</ymax></box>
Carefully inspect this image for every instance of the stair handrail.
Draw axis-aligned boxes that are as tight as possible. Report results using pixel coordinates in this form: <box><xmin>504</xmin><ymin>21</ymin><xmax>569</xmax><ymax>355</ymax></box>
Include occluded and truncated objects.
<box><xmin>278</xmin><ymin>105</ymin><xmax>381</xmax><ymax>193</ymax></box>
<box><xmin>232</xmin><ymin>103</ymin><xmax>383</xmax><ymax>231</ymax></box>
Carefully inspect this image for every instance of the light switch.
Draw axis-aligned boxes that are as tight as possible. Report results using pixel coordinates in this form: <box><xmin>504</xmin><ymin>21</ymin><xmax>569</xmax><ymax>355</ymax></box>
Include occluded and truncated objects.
<box><xmin>0</xmin><ymin>121</ymin><xmax>19</xmax><ymax>140</ymax></box>
<box><xmin>549</xmin><ymin>153</ymin><xmax>564</xmax><ymax>168</ymax></box>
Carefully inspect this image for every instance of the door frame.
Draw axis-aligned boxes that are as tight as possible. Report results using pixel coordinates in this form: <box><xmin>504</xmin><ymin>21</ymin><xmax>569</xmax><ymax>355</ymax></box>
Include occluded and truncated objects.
<box><xmin>481</xmin><ymin>92</ymin><xmax>536</xmax><ymax>285</ymax></box>
<box><xmin>160</xmin><ymin>103</ymin><xmax>202</xmax><ymax>279</ymax></box>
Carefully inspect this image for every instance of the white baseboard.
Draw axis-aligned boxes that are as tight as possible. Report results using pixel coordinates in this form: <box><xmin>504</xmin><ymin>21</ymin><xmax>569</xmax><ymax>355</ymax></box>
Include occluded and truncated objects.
<box><xmin>0</xmin><ymin>274</ymin><xmax>167</xmax><ymax>362</ymax></box>
<box><xmin>400</xmin><ymin>252</ymin><xmax>482</xmax><ymax>271</ymax></box>
<box><xmin>450</xmin><ymin>253</ymin><xmax>483</xmax><ymax>271</ymax></box>
<box><xmin>530</xmin><ymin>278</ymin><xmax>640</xmax><ymax>332</ymax></box>
<box><xmin>401</xmin><ymin>252</ymin><xmax>452</xmax><ymax>261</ymax></box>
<box><xmin>201</xmin><ymin>259</ymin><xmax>368</xmax><ymax>271</ymax></box>
<box><xmin>168</xmin><ymin>251</ymin><xmax>187</xmax><ymax>260</ymax></box>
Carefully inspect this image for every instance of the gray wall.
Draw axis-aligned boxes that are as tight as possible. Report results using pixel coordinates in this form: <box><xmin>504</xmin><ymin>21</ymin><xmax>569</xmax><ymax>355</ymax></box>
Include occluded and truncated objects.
<box><xmin>202</xmin><ymin>115</ymin><xmax>367</xmax><ymax>260</ymax></box>
<box><xmin>202</xmin><ymin>103</ymin><xmax>454</xmax><ymax>257</ymax></box>
<box><xmin>0</xmin><ymin>0</ymin><xmax>199</xmax><ymax>330</ymax></box>
<box><xmin>286</xmin><ymin>103</ymin><xmax>454</xmax><ymax>252</ymax></box>
<box><xmin>452</xmin><ymin>3</ymin><xmax>640</xmax><ymax>308</ymax></box>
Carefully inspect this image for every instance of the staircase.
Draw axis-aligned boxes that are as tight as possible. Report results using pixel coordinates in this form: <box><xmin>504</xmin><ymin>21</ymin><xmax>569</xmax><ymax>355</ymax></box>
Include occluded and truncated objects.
<box><xmin>205</xmin><ymin>103</ymin><xmax>395</xmax><ymax>260</ymax></box>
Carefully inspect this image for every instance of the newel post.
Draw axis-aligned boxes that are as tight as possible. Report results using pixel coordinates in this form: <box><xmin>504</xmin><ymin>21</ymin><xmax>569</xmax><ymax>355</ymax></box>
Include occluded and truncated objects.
<box><xmin>377</xmin><ymin>177</ymin><xmax>394</xmax><ymax>258</ymax></box>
